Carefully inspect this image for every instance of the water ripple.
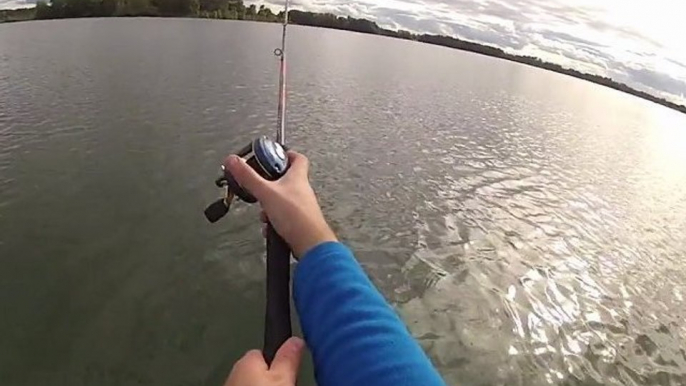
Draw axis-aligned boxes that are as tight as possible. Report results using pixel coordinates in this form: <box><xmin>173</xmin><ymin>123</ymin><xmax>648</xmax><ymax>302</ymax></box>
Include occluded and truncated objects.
<box><xmin>1</xmin><ymin>19</ymin><xmax>685</xmax><ymax>386</ymax></box>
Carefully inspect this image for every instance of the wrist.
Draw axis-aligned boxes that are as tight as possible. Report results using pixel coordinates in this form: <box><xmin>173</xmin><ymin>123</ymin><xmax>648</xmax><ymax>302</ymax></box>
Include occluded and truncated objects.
<box><xmin>293</xmin><ymin>223</ymin><xmax>337</xmax><ymax>258</ymax></box>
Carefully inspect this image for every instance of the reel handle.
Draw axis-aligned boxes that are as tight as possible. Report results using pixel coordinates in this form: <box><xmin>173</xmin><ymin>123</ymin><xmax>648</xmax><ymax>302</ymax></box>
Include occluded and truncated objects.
<box><xmin>204</xmin><ymin>198</ymin><xmax>231</xmax><ymax>224</ymax></box>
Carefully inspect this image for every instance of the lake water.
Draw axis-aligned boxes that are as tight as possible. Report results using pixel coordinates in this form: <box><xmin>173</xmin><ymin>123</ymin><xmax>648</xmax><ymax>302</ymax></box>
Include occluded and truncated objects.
<box><xmin>1</xmin><ymin>18</ymin><xmax>685</xmax><ymax>386</ymax></box>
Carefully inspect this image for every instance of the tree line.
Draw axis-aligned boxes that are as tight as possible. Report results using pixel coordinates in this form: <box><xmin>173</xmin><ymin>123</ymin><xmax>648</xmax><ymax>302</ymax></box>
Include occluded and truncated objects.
<box><xmin>1</xmin><ymin>7</ymin><xmax>35</xmax><ymax>21</ymax></box>
<box><xmin>2</xmin><ymin>2</ymin><xmax>684</xmax><ymax>114</ymax></box>
<box><xmin>32</xmin><ymin>0</ymin><xmax>282</xmax><ymax>21</ymax></box>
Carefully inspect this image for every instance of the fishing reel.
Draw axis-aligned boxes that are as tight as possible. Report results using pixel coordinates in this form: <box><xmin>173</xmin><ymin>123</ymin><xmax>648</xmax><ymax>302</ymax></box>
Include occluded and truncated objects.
<box><xmin>204</xmin><ymin>136</ymin><xmax>289</xmax><ymax>223</ymax></box>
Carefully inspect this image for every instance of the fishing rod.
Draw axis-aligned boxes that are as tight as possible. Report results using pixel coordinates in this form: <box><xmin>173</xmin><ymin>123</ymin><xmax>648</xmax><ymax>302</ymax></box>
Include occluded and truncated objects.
<box><xmin>204</xmin><ymin>0</ymin><xmax>293</xmax><ymax>366</ymax></box>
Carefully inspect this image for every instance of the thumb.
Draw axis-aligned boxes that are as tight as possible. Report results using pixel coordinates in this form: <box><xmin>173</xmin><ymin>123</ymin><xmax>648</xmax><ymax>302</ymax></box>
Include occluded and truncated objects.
<box><xmin>269</xmin><ymin>337</ymin><xmax>305</xmax><ymax>383</ymax></box>
<box><xmin>224</xmin><ymin>350</ymin><xmax>267</xmax><ymax>386</ymax></box>
<box><xmin>224</xmin><ymin>155</ymin><xmax>271</xmax><ymax>200</ymax></box>
<box><xmin>285</xmin><ymin>151</ymin><xmax>309</xmax><ymax>179</ymax></box>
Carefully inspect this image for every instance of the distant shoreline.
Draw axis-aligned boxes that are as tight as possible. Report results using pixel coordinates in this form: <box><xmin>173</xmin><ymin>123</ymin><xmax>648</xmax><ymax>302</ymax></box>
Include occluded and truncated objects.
<box><xmin>2</xmin><ymin>5</ymin><xmax>684</xmax><ymax>115</ymax></box>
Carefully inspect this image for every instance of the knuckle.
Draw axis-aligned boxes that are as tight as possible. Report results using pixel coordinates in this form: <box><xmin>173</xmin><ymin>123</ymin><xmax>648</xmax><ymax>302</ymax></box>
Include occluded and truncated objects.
<box><xmin>268</xmin><ymin>371</ymin><xmax>292</xmax><ymax>386</ymax></box>
<box><xmin>237</xmin><ymin>350</ymin><xmax>260</xmax><ymax>367</ymax></box>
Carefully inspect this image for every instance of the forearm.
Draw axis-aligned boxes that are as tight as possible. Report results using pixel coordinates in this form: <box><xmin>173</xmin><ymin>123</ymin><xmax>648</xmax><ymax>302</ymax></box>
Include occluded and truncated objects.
<box><xmin>293</xmin><ymin>242</ymin><xmax>446</xmax><ymax>386</ymax></box>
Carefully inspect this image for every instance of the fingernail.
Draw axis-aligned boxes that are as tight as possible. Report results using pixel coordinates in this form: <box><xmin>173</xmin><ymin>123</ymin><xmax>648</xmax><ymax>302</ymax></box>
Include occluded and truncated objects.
<box><xmin>289</xmin><ymin>337</ymin><xmax>304</xmax><ymax>350</ymax></box>
<box><xmin>227</xmin><ymin>155</ymin><xmax>240</xmax><ymax>167</ymax></box>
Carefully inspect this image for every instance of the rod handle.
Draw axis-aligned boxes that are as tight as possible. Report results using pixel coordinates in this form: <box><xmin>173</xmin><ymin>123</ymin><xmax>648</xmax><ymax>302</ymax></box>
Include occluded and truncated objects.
<box><xmin>262</xmin><ymin>223</ymin><xmax>293</xmax><ymax>365</ymax></box>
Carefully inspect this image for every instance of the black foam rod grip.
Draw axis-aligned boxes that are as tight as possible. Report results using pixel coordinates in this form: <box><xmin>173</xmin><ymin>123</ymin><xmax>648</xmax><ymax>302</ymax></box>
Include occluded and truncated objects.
<box><xmin>262</xmin><ymin>223</ymin><xmax>293</xmax><ymax>365</ymax></box>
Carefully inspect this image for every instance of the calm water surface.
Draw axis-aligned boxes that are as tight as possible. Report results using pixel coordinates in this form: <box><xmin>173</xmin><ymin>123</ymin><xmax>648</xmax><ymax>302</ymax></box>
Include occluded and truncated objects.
<box><xmin>1</xmin><ymin>18</ymin><xmax>685</xmax><ymax>386</ymax></box>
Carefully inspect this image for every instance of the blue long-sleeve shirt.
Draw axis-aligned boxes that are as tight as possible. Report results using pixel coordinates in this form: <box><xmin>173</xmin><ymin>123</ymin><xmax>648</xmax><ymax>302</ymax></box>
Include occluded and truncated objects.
<box><xmin>293</xmin><ymin>242</ymin><xmax>446</xmax><ymax>386</ymax></box>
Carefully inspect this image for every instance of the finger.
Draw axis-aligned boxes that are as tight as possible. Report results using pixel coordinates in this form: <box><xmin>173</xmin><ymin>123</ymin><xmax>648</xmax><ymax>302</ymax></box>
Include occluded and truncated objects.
<box><xmin>269</xmin><ymin>337</ymin><xmax>305</xmax><ymax>382</ymax></box>
<box><xmin>232</xmin><ymin>349</ymin><xmax>268</xmax><ymax>375</ymax></box>
<box><xmin>285</xmin><ymin>151</ymin><xmax>309</xmax><ymax>179</ymax></box>
<box><xmin>224</xmin><ymin>351</ymin><xmax>265</xmax><ymax>386</ymax></box>
<box><xmin>224</xmin><ymin>155</ymin><xmax>272</xmax><ymax>200</ymax></box>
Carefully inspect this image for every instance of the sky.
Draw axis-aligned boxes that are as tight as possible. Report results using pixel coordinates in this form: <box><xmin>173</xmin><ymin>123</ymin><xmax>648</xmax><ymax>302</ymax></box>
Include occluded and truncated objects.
<box><xmin>3</xmin><ymin>0</ymin><xmax>685</xmax><ymax>104</ymax></box>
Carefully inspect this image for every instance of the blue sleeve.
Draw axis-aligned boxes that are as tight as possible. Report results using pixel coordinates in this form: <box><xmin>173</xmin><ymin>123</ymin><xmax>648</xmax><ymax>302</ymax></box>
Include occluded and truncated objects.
<box><xmin>293</xmin><ymin>242</ymin><xmax>446</xmax><ymax>386</ymax></box>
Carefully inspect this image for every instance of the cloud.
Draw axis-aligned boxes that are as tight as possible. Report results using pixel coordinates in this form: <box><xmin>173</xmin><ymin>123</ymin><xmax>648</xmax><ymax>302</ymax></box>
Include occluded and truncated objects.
<box><xmin>617</xmin><ymin>65</ymin><xmax>686</xmax><ymax>98</ymax></box>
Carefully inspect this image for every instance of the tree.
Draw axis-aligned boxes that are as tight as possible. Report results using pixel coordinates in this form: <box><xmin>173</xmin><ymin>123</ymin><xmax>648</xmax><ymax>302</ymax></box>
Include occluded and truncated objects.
<box><xmin>224</xmin><ymin>8</ymin><xmax>236</xmax><ymax>19</ymax></box>
<box><xmin>157</xmin><ymin>0</ymin><xmax>197</xmax><ymax>16</ymax></box>
<box><xmin>35</xmin><ymin>1</ymin><xmax>54</xmax><ymax>18</ymax></box>
<box><xmin>189</xmin><ymin>0</ymin><xmax>199</xmax><ymax>15</ymax></box>
<box><xmin>198</xmin><ymin>0</ymin><xmax>229</xmax><ymax>13</ymax></box>
<box><xmin>98</xmin><ymin>0</ymin><xmax>117</xmax><ymax>16</ymax></box>
<box><xmin>1</xmin><ymin>6</ymin><xmax>36</xmax><ymax>21</ymax></box>
<box><xmin>245</xmin><ymin>3</ymin><xmax>255</xmax><ymax>18</ymax></box>
<box><xmin>256</xmin><ymin>4</ymin><xmax>273</xmax><ymax>21</ymax></box>
<box><xmin>47</xmin><ymin>0</ymin><xmax>67</xmax><ymax>17</ymax></box>
<box><xmin>116</xmin><ymin>0</ymin><xmax>155</xmax><ymax>16</ymax></box>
